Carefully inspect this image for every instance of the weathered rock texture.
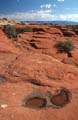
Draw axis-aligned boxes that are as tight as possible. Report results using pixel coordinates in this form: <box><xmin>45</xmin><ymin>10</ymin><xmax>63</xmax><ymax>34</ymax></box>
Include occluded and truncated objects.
<box><xmin>0</xmin><ymin>24</ymin><xmax>78</xmax><ymax>120</ymax></box>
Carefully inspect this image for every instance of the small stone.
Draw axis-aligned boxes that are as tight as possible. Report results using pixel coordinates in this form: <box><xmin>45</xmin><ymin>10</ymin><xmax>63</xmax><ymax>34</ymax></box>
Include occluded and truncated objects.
<box><xmin>12</xmin><ymin>93</ymin><xmax>16</xmax><ymax>96</ymax></box>
<box><xmin>0</xmin><ymin>104</ymin><xmax>8</xmax><ymax>109</ymax></box>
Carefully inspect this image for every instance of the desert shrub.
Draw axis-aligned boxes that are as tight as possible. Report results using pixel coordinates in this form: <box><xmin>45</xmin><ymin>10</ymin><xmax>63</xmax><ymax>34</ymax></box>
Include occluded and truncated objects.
<box><xmin>56</xmin><ymin>40</ymin><xmax>74</xmax><ymax>52</ymax></box>
<box><xmin>17</xmin><ymin>28</ymin><xmax>33</xmax><ymax>33</ymax></box>
<box><xmin>3</xmin><ymin>25</ymin><xmax>17</xmax><ymax>38</ymax></box>
<box><xmin>71</xmin><ymin>25</ymin><xmax>77</xmax><ymax>31</ymax></box>
<box><xmin>3</xmin><ymin>18</ymin><xmax>7</xmax><ymax>20</ymax></box>
<box><xmin>71</xmin><ymin>25</ymin><xmax>78</xmax><ymax>35</ymax></box>
<box><xmin>56</xmin><ymin>40</ymin><xmax>74</xmax><ymax>57</ymax></box>
<box><xmin>33</xmin><ymin>28</ymin><xmax>45</xmax><ymax>32</ymax></box>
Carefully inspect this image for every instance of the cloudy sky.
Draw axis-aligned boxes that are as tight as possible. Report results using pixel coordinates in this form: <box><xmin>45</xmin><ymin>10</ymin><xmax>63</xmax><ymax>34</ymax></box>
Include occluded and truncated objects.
<box><xmin>0</xmin><ymin>0</ymin><xmax>78</xmax><ymax>21</ymax></box>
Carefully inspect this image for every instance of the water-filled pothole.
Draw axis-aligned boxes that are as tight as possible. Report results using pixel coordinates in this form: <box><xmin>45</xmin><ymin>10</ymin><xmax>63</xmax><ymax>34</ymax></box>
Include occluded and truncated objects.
<box><xmin>22</xmin><ymin>88</ymin><xmax>72</xmax><ymax>109</ymax></box>
<box><xmin>23</xmin><ymin>97</ymin><xmax>47</xmax><ymax>109</ymax></box>
<box><xmin>50</xmin><ymin>88</ymin><xmax>71</xmax><ymax>108</ymax></box>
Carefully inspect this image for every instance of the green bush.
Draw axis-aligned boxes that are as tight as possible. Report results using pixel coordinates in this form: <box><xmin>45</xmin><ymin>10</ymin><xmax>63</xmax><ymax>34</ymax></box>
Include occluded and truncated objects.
<box><xmin>17</xmin><ymin>28</ymin><xmax>33</xmax><ymax>33</ymax></box>
<box><xmin>71</xmin><ymin>25</ymin><xmax>77</xmax><ymax>31</ymax></box>
<box><xmin>56</xmin><ymin>40</ymin><xmax>74</xmax><ymax>52</ymax></box>
<box><xmin>56</xmin><ymin>40</ymin><xmax>74</xmax><ymax>57</ymax></box>
<box><xmin>3</xmin><ymin>25</ymin><xmax>17</xmax><ymax>38</ymax></box>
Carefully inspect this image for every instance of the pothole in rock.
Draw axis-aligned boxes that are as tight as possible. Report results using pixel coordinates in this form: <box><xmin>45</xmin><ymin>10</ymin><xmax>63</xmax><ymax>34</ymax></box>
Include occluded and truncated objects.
<box><xmin>50</xmin><ymin>88</ymin><xmax>72</xmax><ymax>108</ymax></box>
<box><xmin>0</xmin><ymin>76</ymin><xmax>7</xmax><ymax>84</ymax></box>
<box><xmin>22</xmin><ymin>88</ymin><xmax>72</xmax><ymax>109</ymax></box>
<box><xmin>23</xmin><ymin>97</ymin><xmax>47</xmax><ymax>109</ymax></box>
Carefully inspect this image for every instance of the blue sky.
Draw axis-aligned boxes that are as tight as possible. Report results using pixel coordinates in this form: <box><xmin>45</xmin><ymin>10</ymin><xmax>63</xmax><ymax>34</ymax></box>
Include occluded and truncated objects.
<box><xmin>0</xmin><ymin>0</ymin><xmax>78</xmax><ymax>21</ymax></box>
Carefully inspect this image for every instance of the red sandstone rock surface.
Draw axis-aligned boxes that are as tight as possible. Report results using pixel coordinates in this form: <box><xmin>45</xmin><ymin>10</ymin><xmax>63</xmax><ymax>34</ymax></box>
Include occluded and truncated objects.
<box><xmin>0</xmin><ymin>24</ymin><xmax>78</xmax><ymax>120</ymax></box>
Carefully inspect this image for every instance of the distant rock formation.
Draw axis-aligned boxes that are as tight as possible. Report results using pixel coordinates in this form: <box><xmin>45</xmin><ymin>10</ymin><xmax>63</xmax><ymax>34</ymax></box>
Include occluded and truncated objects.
<box><xmin>0</xmin><ymin>18</ymin><xmax>16</xmax><ymax>25</ymax></box>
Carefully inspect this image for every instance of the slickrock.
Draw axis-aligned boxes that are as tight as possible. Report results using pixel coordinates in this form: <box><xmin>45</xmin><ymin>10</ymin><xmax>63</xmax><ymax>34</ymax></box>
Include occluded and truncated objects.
<box><xmin>0</xmin><ymin>24</ymin><xmax>78</xmax><ymax>120</ymax></box>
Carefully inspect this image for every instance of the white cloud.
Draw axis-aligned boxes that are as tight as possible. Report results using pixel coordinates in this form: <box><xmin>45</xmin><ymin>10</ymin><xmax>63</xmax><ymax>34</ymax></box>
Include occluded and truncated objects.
<box><xmin>66</xmin><ymin>7</ymin><xmax>78</xmax><ymax>10</ymax></box>
<box><xmin>57</xmin><ymin>0</ymin><xmax>64</xmax><ymax>2</ymax></box>
<box><xmin>0</xmin><ymin>10</ymin><xmax>52</xmax><ymax>21</ymax></box>
<box><xmin>51</xmin><ymin>14</ymin><xmax>78</xmax><ymax>21</ymax></box>
<box><xmin>1</xmin><ymin>11</ymin><xmax>78</xmax><ymax>22</ymax></box>
<box><xmin>37</xmin><ymin>10</ymin><xmax>52</xmax><ymax>14</ymax></box>
<box><xmin>40</xmin><ymin>4</ymin><xmax>52</xmax><ymax>9</ymax></box>
<box><xmin>40</xmin><ymin>3</ymin><xmax>56</xmax><ymax>9</ymax></box>
<box><xmin>59</xmin><ymin>14</ymin><xmax>78</xmax><ymax>21</ymax></box>
<box><xmin>53</xmin><ymin>4</ymin><xmax>56</xmax><ymax>8</ymax></box>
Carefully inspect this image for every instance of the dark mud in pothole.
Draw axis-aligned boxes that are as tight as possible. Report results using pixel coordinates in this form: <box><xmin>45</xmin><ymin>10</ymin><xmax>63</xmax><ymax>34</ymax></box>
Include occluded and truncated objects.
<box><xmin>23</xmin><ymin>97</ymin><xmax>47</xmax><ymax>109</ymax></box>
<box><xmin>0</xmin><ymin>76</ymin><xmax>7</xmax><ymax>84</ymax></box>
<box><xmin>22</xmin><ymin>88</ymin><xmax>72</xmax><ymax>109</ymax></box>
<box><xmin>50</xmin><ymin>88</ymin><xmax>72</xmax><ymax>108</ymax></box>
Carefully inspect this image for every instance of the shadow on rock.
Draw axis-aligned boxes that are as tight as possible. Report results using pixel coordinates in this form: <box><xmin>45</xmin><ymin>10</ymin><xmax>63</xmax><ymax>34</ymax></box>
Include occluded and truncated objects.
<box><xmin>0</xmin><ymin>75</ymin><xmax>7</xmax><ymax>84</ymax></box>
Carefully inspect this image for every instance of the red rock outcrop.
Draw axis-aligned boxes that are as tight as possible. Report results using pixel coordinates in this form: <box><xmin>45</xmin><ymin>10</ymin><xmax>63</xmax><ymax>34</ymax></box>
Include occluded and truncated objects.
<box><xmin>0</xmin><ymin>29</ymin><xmax>20</xmax><ymax>54</ymax></box>
<box><xmin>62</xmin><ymin>30</ymin><xmax>77</xmax><ymax>37</ymax></box>
<box><xmin>59</xmin><ymin>27</ymin><xmax>77</xmax><ymax>37</ymax></box>
<box><xmin>0</xmin><ymin>24</ymin><xmax>78</xmax><ymax>120</ymax></box>
<box><xmin>0</xmin><ymin>52</ymin><xmax>78</xmax><ymax>120</ymax></box>
<box><xmin>15</xmin><ymin>25</ymin><xmax>67</xmax><ymax>61</ymax></box>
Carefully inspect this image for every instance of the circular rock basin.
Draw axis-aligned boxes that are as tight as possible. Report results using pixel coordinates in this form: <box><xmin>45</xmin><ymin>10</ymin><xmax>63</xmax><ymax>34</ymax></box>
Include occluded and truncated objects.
<box><xmin>50</xmin><ymin>88</ymin><xmax>71</xmax><ymax>108</ymax></box>
<box><xmin>24</xmin><ymin>97</ymin><xmax>47</xmax><ymax>109</ymax></box>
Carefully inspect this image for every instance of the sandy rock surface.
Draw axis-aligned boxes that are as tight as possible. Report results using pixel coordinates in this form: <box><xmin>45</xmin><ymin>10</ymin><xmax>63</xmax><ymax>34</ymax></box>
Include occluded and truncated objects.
<box><xmin>0</xmin><ymin>24</ymin><xmax>78</xmax><ymax>120</ymax></box>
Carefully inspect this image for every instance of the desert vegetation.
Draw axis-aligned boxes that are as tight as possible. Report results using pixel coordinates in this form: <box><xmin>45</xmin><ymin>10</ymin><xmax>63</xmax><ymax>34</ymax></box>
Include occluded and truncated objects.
<box><xmin>17</xmin><ymin>27</ymin><xmax>33</xmax><ymax>33</ymax></box>
<box><xmin>56</xmin><ymin>40</ymin><xmax>74</xmax><ymax>57</ymax></box>
<box><xmin>3</xmin><ymin>25</ymin><xmax>17</xmax><ymax>38</ymax></box>
<box><xmin>3</xmin><ymin>25</ymin><xmax>34</xmax><ymax>38</ymax></box>
<box><xmin>0</xmin><ymin>21</ymin><xmax>78</xmax><ymax>120</ymax></box>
